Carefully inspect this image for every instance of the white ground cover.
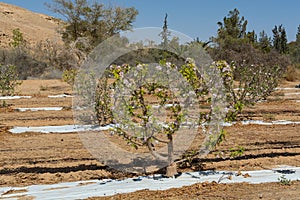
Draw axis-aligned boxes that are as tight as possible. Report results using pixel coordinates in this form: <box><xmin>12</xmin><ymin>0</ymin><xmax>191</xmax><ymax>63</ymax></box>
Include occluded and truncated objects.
<box><xmin>15</xmin><ymin>107</ymin><xmax>64</xmax><ymax>112</ymax></box>
<box><xmin>241</xmin><ymin>120</ymin><xmax>300</xmax><ymax>125</ymax></box>
<box><xmin>8</xmin><ymin>120</ymin><xmax>300</xmax><ymax>134</ymax></box>
<box><xmin>0</xmin><ymin>166</ymin><xmax>299</xmax><ymax>200</ymax></box>
<box><xmin>48</xmin><ymin>94</ymin><xmax>73</xmax><ymax>98</ymax></box>
<box><xmin>275</xmin><ymin>87</ymin><xmax>300</xmax><ymax>90</ymax></box>
<box><xmin>285</xmin><ymin>92</ymin><xmax>300</xmax><ymax>96</ymax></box>
<box><xmin>0</xmin><ymin>96</ymin><xmax>32</xmax><ymax>100</ymax></box>
<box><xmin>0</xmin><ymin>94</ymin><xmax>73</xmax><ymax>99</ymax></box>
<box><xmin>9</xmin><ymin>124</ymin><xmax>115</xmax><ymax>134</ymax></box>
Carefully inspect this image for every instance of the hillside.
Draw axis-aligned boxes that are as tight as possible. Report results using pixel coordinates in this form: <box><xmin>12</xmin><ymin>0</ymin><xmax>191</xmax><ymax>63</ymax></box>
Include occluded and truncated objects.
<box><xmin>0</xmin><ymin>2</ymin><xmax>63</xmax><ymax>48</ymax></box>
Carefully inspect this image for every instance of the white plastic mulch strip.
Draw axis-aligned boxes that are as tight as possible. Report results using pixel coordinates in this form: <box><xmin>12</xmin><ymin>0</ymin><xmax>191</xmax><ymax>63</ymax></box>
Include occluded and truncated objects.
<box><xmin>0</xmin><ymin>94</ymin><xmax>73</xmax><ymax>99</ymax></box>
<box><xmin>233</xmin><ymin>88</ymin><xmax>244</xmax><ymax>91</ymax></box>
<box><xmin>48</xmin><ymin>94</ymin><xmax>73</xmax><ymax>98</ymax></box>
<box><xmin>8</xmin><ymin>120</ymin><xmax>300</xmax><ymax>134</ymax></box>
<box><xmin>9</xmin><ymin>124</ymin><xmax>115</xmax><ymax>134</ymax></box>
<box><xmin>152</xmin><ymin>104</ymin><xmax>176</xmax><ymax>109</ymax></box>
<box><xmin>16</xmin><ymin>107</ymin><xmax>64</xmax><ymax>112</ymax></box>
<box><xmin>0</xmin><ymin>96</ymin><xmax>32</xmax><ymax>100</ymax></box>
<box><xmin>204</xmin><ymin>122</ymin><xmax>236</xmax><ymax>127</ymax></box>
<box><xmin>234</xmin><ymin>87</ymin><xmax>299</xmax><ymax>91</ymax></box>
<box><xmin>241</xmin><ymin>120</ymin><xmax>300</xmax><ymax>126</ymax></box>
<box><xmin>275</xmin><ymin>88</ymin><xmax>299</xmax><ymax>90</ymax></box>
<box><xmin>0</xmin><ymin>166</ymin><xmax>299</xmax><ymax>200</ymax></box>
<box><xmin>205</xmin><ymin>120</ymin><xmax>300</xmax><ymax>127</ymax></box>
<box><xmin>285</xmin><ymin>92</ymin><xmax>300</xmax><ymax>96</ymax></box>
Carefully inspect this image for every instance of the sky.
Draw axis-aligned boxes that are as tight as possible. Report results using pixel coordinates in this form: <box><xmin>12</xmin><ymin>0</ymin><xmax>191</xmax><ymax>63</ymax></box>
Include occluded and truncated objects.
<box><xmin>1</xmin><ymin>0</ymin><xmax>300</xmax><ymax>42</ymax></box>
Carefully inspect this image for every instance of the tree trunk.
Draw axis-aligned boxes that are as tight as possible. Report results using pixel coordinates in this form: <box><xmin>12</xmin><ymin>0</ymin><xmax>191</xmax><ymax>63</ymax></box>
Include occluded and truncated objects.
<box><xmin>166</xmin><ymin>162</ymin><xmax>177</xmax><ymax>177</ymax></box>
<box><xmin>165</xmin><ymin>134</ymin><xmax>177</xmax><ymax>177</ymax></box>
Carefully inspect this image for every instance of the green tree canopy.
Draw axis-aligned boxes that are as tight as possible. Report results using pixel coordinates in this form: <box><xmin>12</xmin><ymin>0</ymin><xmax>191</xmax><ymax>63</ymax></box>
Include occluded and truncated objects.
<box><xmin>213</xmin><ymin>8</ymin><xmax>250</xmax><ymax>48</ymax></box>
<box><xmin>288</xmin><ymin>25</ymin><xmax>300</xmax><ymax>64</ymax></box>
<box><xmin>258</xmin><ymin>30</ymin><xmax>271</xmax><ymax>53</ymax></box>
<box><xmin>46</xmin><ymin>0</ymin><xmax>138</xmax><ymax>49</ymax></box>
<box><xmin>296</xmin><ymin>25</ymin><xmax>300</xmax><ymax>45</ymax></box>
<box><xmin>272</xmin><ymin>25</ymin><xmax>288</xmax><ymax>54</ymax></box>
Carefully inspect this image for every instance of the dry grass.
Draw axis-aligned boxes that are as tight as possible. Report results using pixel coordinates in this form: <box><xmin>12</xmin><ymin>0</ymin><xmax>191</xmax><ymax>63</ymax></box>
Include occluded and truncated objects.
<box><xmin>285</xmin><ymin>66</ymin><xmax>300</xmax><ymax>82</ymax></box>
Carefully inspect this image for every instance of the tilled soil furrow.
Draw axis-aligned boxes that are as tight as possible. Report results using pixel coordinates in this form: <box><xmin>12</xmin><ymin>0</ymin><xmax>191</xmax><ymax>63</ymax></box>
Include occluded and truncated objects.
<box><xmin>0</xmin><ymin>164</ymin><xmax>107</xmax><ymax>175</ymax></box>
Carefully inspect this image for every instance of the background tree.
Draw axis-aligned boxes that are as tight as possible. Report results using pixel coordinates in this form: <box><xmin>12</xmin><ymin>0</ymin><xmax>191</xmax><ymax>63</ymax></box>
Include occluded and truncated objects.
<box><xmin>159</xmin><ymin>13</ymin><xmax>170</xmax><ymax>50</ymax></box>
<box><xmin>246</xmin><ymin>30</ymin><xmax>257</xmax><ymax>44</ymax></box>
<box><xmin>272</xmin><ymin>25</ymin><xmax>288</xmax><ymax>54</ymax></box>
<box><xmin>46</xmin><ymin>0</ymin><xmax>138</xmax><ymax>50</ymax></box>
<box><xmin>296</xmin><ymin>25</ymin><xmax>300</xmax><ymax>44</ymax></box>
<box><xmin>210</xmin><ymin>9</ymin><xmax>289</xmax><ymax>67</ymax></box>
<box><xmin>288</xmin><ymin>25</ymin><xmax>300</xmax><ymax>66</ymax></box>
<box><xmin>280</xmin><ymin>26</ymin><xmax>288</xmax><ymax>54</ymax></box>
<box><xmin>213</xmin><ymin>8</ymin><xmax>248</xmax><ymax>48</ymax></box>
<box><xmin>258</xmin><ymin>30</ymin><xmax>272</xmax><ymax>53</ymax></box>
<box><xmin>210</xmin><ymin>8</ymin><xmax>260</xmax><ymax>65</ymax></box>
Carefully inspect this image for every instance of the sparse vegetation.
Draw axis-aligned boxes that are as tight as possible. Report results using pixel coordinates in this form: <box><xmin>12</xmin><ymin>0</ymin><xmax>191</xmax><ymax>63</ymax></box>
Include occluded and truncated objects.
<box><xmin>262</xmin><ymin>113</ymin><xmax>276</xmax><ymax>121</ymax></box>
<box><xmin>1</xmin><ymin>100</ymin><xmax>7</xmax><ymax>108</ymax></box>
<box><xmin>278</xmin><ymin>175</ymin><xmax>291</xmax><ymax>185</ymax></box>
<box><xmin>39</xmin><ymin>85</ymin><xmax>48</xmax><ymax>91</ymax></box>
<box><xmin>229</xmin><ymin>146</ymin><xmax>245</xmax><ymax>158</ymax></box>
<box><xmin>62</xmin><ymin>69</ymin><xmax>78</xmax><ymax>86</ymax></box>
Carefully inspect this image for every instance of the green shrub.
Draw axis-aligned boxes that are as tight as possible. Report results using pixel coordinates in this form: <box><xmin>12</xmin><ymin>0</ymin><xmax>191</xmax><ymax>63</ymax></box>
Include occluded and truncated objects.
<box><xmin>229</xmin><ymin>146</ymin><xmax>245</xmax><ymax>158</ymax></box>
<box><xmin>0</xmin><ymin>64</ymin><xmax>22</xmax><ymax>96</ymax></box>
<box><xmin>62</xmin><ymin>69</ymin><xmax>78</xmax><ymax>85</ymax></box>
<box><xmin>9</xmin><ymin>28</ymin><xmax>25</xmax><ymax>48</ymax></box>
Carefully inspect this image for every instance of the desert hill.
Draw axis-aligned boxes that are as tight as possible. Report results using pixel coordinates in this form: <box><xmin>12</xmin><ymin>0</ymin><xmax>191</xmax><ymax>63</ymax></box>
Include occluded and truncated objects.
<box><xmin>0</xmin><ymin>2</ymin><xmax>63</xmax><ymax>48</ymax></box>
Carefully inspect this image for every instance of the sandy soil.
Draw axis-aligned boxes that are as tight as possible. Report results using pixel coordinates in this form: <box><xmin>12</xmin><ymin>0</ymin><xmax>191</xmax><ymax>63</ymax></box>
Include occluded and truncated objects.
<box><xmin>90</xmin><ymin>181</ymin><xmax>300</xmax><ymax>200</ymax></box>
<box><xmin>0</xmin><ymin>2</ymin><xmax>62</xmax><ymax>48</ymax></box>
<box><xmin>0</xmin><ymin>79</ymin><xmax>299</xmax><ymax>199</ymax></box>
